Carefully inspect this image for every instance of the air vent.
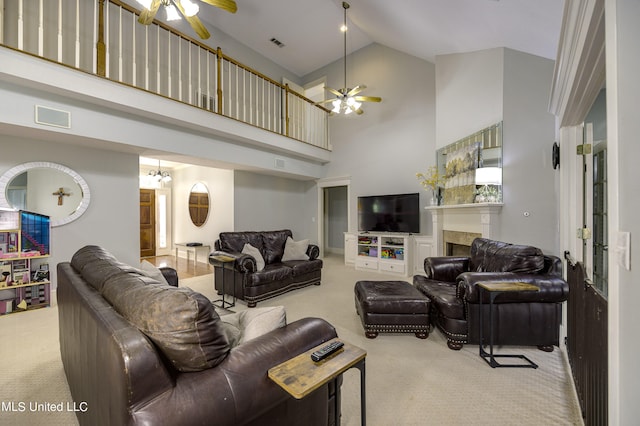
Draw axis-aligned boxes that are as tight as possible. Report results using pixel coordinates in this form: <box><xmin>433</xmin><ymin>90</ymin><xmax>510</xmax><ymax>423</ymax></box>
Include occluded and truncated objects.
<box><xmin>274</xmin><ymin>158</ymin><xmax>286</xmax><ymax>169</ymax></box>
<box><xmin>35</xmin><ymin>105</ymin><xmax>71</xmax><ymax>129</ymax></box>
<box><xmin>270</xmin><ymin>37</ymin><xmax>286</xmax><ymax>48</ymax></box>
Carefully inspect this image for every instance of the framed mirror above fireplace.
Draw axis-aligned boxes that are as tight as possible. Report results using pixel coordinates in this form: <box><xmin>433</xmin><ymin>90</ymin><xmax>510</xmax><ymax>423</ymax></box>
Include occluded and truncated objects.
<box><xmin>436</xmin><ymin>122</ymin><xmax>503</xmax><ymax>205</ymax></box>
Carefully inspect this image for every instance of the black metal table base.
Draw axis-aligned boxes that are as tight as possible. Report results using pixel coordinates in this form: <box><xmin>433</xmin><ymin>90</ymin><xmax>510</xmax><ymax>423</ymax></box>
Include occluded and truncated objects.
<box><xmin>209</xmin><ymin>256</ymin><xmax>236</xmax><ymax>311</ymax></box>
<box><xmin>334</xmin><ymin>358</ymin><xmax>366</xmax><ymax>426</ymax></box>
<box><xmin>479</xmin><ymin>287</ymin><xmax>538</xmax><ymax>369</ymax></box>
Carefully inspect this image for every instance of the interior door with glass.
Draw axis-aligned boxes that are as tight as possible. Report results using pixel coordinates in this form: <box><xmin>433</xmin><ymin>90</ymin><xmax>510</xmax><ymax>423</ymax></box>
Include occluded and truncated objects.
<box><xmin>565</xmin><ymin>93</ymin><xmax>608</xmax><ymax>424</ymax></box>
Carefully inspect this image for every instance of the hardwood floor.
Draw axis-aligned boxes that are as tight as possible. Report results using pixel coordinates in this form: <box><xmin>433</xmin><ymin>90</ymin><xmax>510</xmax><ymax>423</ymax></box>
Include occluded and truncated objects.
<box><xmin>142</xmin><ymin>255</ymin><xmax>214</xmax><ymax>280</ymax></box>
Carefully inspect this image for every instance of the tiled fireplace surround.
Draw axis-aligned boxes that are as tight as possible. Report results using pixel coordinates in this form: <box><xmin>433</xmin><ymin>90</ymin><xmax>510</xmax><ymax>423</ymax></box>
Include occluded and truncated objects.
<box><xmin>425</xmin><ymin>203</ymin><xmax>503</xmax><ymax>256</ymax></box>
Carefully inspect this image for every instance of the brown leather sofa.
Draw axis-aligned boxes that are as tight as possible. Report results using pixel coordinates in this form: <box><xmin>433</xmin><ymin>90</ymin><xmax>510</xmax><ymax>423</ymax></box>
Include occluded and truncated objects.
<box><xmin>57</xmin><ymin>246</ymin><xmax>341</xmax><ymax>426</ymax></box>
<box><xmin>210</xmin><ymin>230</ymin><xmax>322</xmax><ymax>307</ymax></box>
<box><xmin>413</xmin><ymin>238</ymin><xmax>569</xmax><ymax>351</ymax></box>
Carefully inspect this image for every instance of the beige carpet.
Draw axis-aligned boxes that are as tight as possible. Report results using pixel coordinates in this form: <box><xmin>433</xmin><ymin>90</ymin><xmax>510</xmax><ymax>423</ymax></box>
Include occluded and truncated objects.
<box><xmin>0</xmin><ymin>255</ymin><xmax>584</xmax><ymax>425</ymax></box>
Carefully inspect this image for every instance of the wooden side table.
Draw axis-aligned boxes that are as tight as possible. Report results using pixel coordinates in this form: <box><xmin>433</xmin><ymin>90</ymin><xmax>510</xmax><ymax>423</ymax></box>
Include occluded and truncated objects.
<box><xmin>477</xmin><ymin>282</ymin><xmax>540</xmax><ymax>368</ymax></box>
<box><xmin>174</xmin><ymin>243</ymin><xmax>210</xmax><ymax>267</ymax></box>
<box><xmin>268</xmin><ymin>338</ymin><xmax>367</xmax><ymax>426</ymax></box>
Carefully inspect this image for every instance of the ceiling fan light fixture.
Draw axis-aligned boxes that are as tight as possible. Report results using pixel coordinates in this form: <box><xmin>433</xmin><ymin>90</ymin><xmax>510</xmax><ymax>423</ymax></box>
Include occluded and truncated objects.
<box><xmin>136</xmin><ymin>0</ymin><xmax>153</xmax><ymax>9</ymax></box>
<box><xmin>332</xmin><ymin>99</ymin><xmax>342</xmax><ymax>113</ymax></box>
<box><xmin>165</xmin><ymin>4</ymin><xmax>181</xmax><ymax>21</ymax></box>
<box><xmin>181</xmin><ymin>0</ymin><xmax>200</xmax><ymax>17</ymax></box>
<box><xmin>316</xmin><ymin>1</ymin><xmax>381</xmax><ymax>116</ymax></box>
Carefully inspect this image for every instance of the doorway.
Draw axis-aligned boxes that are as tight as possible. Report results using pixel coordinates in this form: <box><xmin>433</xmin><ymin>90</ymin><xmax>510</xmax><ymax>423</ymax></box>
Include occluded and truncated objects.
<box><xmin>139</xmin><ymin>187</ymin><xmax>173</xmax><ymax>258</ymax></box>
<box><xmin>565</xmin><ymin>89</ymin><xmax>608</xmax><ymax>425</ymax></box>
<box><xmin>140</xmin><ymin>188</ymin><xmax>155</xmax><ymax>258</ymax></box>
<box><xmin>317</xmin><ymin>177</ymin><xmax>350</xmax><ymax>258</ymax></box>
<box><xmin>323</xmin><ymin>186</ymin><xmax>348</xmax><ymax>256</ymax></box>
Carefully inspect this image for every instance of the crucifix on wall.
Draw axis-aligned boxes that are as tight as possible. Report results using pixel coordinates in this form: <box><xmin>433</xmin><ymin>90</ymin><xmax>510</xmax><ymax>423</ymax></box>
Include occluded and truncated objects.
<box><xmin>53</xmin><ymin>187</ymin><xmax>70</xmax><ymax>205</ymax></box>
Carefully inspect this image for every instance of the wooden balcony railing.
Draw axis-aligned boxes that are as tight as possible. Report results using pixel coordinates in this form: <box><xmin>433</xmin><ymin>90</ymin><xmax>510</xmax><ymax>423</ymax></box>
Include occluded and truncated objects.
<box><xmin>0</xmin><ymin>0</ymin><xmax>330</xmax><ymax>150</ymax></box>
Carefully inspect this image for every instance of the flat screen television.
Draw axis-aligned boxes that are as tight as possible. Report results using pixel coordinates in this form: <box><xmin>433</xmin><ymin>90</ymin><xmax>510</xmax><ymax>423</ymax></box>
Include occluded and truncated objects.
<box><xmin>357</xmin><ymin>193</ymin><xmax>420</xmax><ymax>233</ymax></box>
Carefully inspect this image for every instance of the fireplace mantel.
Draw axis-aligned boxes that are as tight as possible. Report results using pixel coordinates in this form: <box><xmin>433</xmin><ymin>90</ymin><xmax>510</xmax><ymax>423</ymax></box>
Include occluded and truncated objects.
<box><xmin>425</xmin><ymin>203</ymin><xmax>503</xmax><ymax>256</ymax></box>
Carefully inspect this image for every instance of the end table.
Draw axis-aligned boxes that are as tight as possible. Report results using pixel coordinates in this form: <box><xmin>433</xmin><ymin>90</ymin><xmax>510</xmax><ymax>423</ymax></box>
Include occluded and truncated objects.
<box><xmin>268</xmin><ymin>338</ymin><xmax>367</xmax><ymax>425</ymax></box>
<box><xmin>478</xmin><ymin>281</ymin><xmax>540</xmax><ymax>368</ymax></box>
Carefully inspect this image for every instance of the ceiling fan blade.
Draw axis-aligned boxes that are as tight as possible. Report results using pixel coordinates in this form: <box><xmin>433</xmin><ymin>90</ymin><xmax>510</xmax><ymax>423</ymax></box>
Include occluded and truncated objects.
<box><xmin>138</xmin><ymin>0</ymin><xmax>161</xmax><ymax>25</ymax></box>
<box><xmin>325</xmin><ymin>87</ymin><xmax>344</xmax><ymax>98</ymax></box>
<box><xmin>174</xmin><ymin>0</ymin><xmax>211</xmax><ymax>39</ymax></box>
<box><xmin>354</xmin><ymin>96</ymin><xmax>382</xmax><ymax>103</ymax></box>
<box><xmin>201</xmin><ymin>0</ymin><xmax>238</xmax><ymax>13</ymax></box>
<box><xmin>347</xmin><ymin>85</ymin><xmax>366</xmax><ymax>96</ymax></box>
<box><xmin>187</xmin><ymin>15</ymin><xmax>211</xmax><ymax>39</ymax></box>
<box><xmin>316</xmin><ymin>99</ymin><xmax>337</xmax><ymax>105</ymax></box>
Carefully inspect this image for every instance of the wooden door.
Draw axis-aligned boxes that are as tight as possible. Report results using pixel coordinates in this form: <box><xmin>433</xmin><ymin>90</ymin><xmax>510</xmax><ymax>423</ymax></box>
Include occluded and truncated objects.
<box><xmin>140</xmin><ymin>189</ymin><xmax>155</xmax><ymax>258</ymax></box>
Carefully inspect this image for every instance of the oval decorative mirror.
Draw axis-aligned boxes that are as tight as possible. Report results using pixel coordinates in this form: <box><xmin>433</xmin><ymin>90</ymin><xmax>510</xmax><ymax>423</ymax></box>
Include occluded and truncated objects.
<box><xmin>0</xmin><ymin>162</ymin><xmax>91</xmax><ymax>227</ymax></box>
<box><xmin>188</xmin><ymin>182</ymin><xmax>209</xmax><ymax>227</ymax></box>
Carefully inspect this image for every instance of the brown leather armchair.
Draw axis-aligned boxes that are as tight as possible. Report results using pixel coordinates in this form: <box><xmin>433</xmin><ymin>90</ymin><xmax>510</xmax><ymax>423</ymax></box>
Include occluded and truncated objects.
<box><xmin>413</xmin><ymin>238</ymin><xmax>569</xmax><ymax>351</ymax></box>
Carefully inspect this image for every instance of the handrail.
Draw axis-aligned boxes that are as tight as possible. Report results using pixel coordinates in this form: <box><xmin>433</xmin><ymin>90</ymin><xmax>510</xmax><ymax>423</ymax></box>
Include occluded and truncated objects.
<box><xmin>564</xmin><ymin>250</ymin><xmax>595</xmax><ymax>287</ymax></box>
<box><xmin>564</xmin><ymin>250</ymin><xmax>577</xmax><ymax>267</ymax></box>
<box><xmin>1</xmin><ymin>0</ymin><xmax>330</xmax><ymax>150</ymax></box>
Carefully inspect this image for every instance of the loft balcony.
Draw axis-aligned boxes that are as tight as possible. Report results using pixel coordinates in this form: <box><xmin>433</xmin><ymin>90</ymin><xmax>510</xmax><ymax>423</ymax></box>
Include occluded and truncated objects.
<box><xmin>0</xmin><ymin>0</ymin><xmax>331</xmax><ymax>176</ymax></box>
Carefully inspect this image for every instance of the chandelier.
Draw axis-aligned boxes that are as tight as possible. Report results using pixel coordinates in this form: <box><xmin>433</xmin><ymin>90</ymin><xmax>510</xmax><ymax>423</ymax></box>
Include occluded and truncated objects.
<box><xmin>148</xmin><ymin>160</ymin><xmax>172</xmax><ymax>182</ymax></box>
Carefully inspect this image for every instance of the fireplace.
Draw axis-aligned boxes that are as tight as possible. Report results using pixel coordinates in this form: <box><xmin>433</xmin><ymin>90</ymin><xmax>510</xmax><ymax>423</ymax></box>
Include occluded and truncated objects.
<box><xmin>443</xmin><ymin>230</ymin><xmax>482</xmax><ymax>256</ymax></box>
<box><xmin>425</xmin><ymin>203</ymin><xmax>502</xmax><ymax>256</ymax></box>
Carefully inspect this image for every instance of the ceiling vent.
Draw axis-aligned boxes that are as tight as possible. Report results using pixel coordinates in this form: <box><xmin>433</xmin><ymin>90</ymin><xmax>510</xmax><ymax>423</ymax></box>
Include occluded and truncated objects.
<box><xmin>270</xmin><ymin>37</ymin><xmax>285</xmax><ymax>48</ymax></box>
<box><xmin>35</xmin><ymin>105</ymin><xmax>71</xmax><ymax>129</ymax></box>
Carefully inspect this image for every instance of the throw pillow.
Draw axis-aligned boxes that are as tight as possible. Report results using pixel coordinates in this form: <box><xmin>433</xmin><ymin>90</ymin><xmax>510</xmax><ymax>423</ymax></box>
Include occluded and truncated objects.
<box><xmin>242</xmin><ymin>243</ymin><xmax>265</xmax><ymax>271</ymax></box>
<box><xmin>219</xmin><ymin>306</ymin><xmax>286</xmax><ymax>347</ymax></box>
<box><xmin>281</xmin><ymin>237</ymin><xmax>309</xmax><ymax>261</ymax></box>
<box><xmin>219</xmin><ymin>319</ymin><xmax>242</xmax><ymax>348</ymax></box>
<box><xmin>139</xmin><ymin>259</ymin><xmax>170</xmax><ymax>286</ymax></box>
<box><xmin>101</xmin><ymin>275</ymin><xmax>230</xmax><ymax>372</ymax></box>
<box><xmin>240</xmin><ymin>306</ymin><xmax>287</xmax><ymax>344</ymax></box>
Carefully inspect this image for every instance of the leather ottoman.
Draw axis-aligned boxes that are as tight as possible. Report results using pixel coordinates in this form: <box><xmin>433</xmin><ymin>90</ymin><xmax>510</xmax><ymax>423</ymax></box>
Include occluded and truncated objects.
<box><xmin>354</xmin><ymin>280</ymin><xmax>430</xmax><ymax>339</ymax></box>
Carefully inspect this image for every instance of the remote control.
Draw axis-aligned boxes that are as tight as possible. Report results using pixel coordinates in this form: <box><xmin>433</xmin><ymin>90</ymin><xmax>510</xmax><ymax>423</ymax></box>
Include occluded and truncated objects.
<box><xmin>311</xmin><ymin>341</ymin><xmax>344</xmax><ymax>362</ymax></box>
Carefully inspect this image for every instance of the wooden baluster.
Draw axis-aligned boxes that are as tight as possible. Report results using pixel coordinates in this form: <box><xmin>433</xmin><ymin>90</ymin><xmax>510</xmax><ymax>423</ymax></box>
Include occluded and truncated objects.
<box><xmin>96</xmin><ymin>0</ymin><xmax>106</xmax><ymax>77</ymax></box>
<box><xmin>216</xmin><ymin>47</ymin><xmax>222</xmax><ymax>114</ymax></box>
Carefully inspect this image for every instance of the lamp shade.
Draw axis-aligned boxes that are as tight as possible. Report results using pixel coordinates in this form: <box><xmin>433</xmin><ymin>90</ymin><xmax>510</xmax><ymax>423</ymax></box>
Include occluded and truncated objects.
<box><xmin>475</xmin><ymin>167</ymin><xmax>502</xmax><ymax>185</ymax></box>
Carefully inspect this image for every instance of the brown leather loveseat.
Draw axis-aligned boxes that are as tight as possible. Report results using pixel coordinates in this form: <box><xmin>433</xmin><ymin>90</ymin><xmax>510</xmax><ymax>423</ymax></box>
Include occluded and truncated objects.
<box><xmin>57</xmin><ymin>245</ymin><xmax>341</xmax><ymax>426</ymax></box>
<box><xmin>210</xmin><ymin>230</ymin><xmax>322</xmax><ymax>307</ymax></box>
<box><xmin>413</xmin><ymin>238</ymin><xmax>569</xmax><ymax>351</ymax></box>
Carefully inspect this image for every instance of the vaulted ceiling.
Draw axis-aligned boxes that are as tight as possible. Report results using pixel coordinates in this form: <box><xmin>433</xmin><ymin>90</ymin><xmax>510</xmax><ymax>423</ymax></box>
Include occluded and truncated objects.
<box><xmin>182</xmin><ymin>0</ymin><xmax>564</xmax><ymax>77</ymax></box>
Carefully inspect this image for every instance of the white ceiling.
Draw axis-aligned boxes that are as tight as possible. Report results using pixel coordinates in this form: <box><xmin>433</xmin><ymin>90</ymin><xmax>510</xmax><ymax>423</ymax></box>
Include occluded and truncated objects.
<box><xmin>191</xmin><ymin>0</ymin><xmax>565</xmax><ymax>77</ymax></box>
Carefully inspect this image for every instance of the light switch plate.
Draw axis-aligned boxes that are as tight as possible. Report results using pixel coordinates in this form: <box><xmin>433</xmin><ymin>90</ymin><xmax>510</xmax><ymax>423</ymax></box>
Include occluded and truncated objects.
<box><xmin>615</xmin><ymin>231</ymin><xmax>631</xmax><ymax>270</ymax></box>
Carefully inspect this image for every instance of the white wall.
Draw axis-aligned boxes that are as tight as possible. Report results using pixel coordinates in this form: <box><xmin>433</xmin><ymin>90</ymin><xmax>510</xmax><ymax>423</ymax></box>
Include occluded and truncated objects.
<box><xmin>172</xmin><ymin>165</ymin><xmax>234</xmax><ymax>251</ymax></box>
<box><xmin>0</xmin><ymin>136</ymin><xmax>140</xmax><ymax>289</ymax></box>
<box><xmin>233</xmin><ymin>171</ymin><xmax>315</xmax><ymax>242</ymax></box>
<box><xmin>435</xmin><ymin>48</ymin><xmax>558</xmax><ymax>253</ymax></box>
<box><xmin>606</xmin><ymin>0</ymin><xmax>640</xmax><ymax>422</ymax></box>
<box><xmin>435</xmin><ymin>48</ymin><xmax>504</xmax><ymax>146</ymax></box>
<box><xmin>501</xmin><ymin>49</ymin><xmax>558</xmax><ymax>253</ymax></box>
<box><xmin>303</xmin><ymin>43</ymin><xmax>437</xmax><ymax>236</ymax></box>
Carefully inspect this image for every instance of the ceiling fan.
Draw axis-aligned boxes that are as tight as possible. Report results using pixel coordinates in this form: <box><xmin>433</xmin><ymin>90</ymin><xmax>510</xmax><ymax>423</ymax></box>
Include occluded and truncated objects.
<box><xmin>317</xmin><ymin>2</ymin><xmax>381</xmax><ymax>115</ymax></box>
<box><xmin>136</xmin><ymin>0</ymin><xmax>237</xmax><ymax>40</ymax></box>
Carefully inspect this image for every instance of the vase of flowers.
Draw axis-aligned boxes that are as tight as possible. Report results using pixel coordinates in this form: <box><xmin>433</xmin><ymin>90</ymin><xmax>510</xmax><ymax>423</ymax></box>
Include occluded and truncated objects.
<box><xmin>416</xmin><ymin>166</ymin><xmax>446</xmax><ymax>205</ymax></box>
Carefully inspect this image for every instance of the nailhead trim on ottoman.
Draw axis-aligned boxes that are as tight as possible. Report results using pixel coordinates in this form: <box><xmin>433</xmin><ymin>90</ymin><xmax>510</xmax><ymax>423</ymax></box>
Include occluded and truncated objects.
<box><xmin>354</xmin><ymin>280</ymin><xmax>430</xmax><ymax>339</ymax></box>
